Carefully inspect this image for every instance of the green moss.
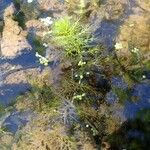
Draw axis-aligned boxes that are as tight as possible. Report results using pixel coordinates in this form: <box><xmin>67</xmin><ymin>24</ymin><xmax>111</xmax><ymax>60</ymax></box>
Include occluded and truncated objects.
<box><xmin>13</xmin><ymin>11</ymin><xmax>26</xmax><ymax>29</ymax></box>
<box><xmin>112</xmin><ymin>87</ymin><xmax>131</xmax><ymax>104</ymax></box>
<box><xmin>14</xmin><ymin>0</ymin><xmax>21</xmax><ymax>9</ymax></box>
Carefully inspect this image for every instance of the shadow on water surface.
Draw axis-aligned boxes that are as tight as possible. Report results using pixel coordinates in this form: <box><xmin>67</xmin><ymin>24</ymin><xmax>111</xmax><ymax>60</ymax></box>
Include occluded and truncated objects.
<box><xmin>106</xmin><ymin>108</ymin><xmax>150</xmax><ymax>150</ymax></box>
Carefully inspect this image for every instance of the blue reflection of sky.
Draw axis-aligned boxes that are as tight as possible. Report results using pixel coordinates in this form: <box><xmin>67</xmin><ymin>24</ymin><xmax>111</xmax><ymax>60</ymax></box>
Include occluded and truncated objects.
<box><xmin>106</xmin><ymin>77</ymin><xmax>150</xmax><ymax>120</ymax></box>
<box><xmin>2</xmin><ymin>109</ymin><xmax>36</xmax><ymax>134</ymax></box>
<box><xmin>0</xmin><ymin>50</ymin><xmax>39</xmax><ymax>106</ymax></box>
<box><xmin>0</xmin><ymin>83</ymin><xmax>31</xmax><ymax>106</ymax></box>
<box><xmin>0</xmin><ymin>0</ymin><xmax>12</xmax><ymax>18</ymax></box>
<box><xmin>124</xmin><ymin>83</ymin><xmax>150</xmax><ymax>119</ymax></box>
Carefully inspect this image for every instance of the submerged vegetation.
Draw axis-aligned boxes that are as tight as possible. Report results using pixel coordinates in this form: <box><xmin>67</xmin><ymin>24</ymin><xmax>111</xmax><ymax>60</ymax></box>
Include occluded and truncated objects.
<box><xmin>50</xmin><ymin>17</ymin><xmax>93</xmax><ymax>57</ymax></box>
<box><xmin>0</xmin><ymin>0</ymin><xmax>150</xmax><ymax>149</ymax></box>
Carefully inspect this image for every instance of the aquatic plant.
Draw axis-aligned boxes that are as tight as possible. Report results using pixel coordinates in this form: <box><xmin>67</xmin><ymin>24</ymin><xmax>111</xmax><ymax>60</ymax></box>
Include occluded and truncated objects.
<box><xmin>18</xmin><ymin>1</ymin><xmax>40</xmax><ymax>21</ymax></box>
<box><xmin>35</xmin><ymin>52</ymin><xmax>49</xmax><ymax>66</ymax></box>
<box><xmin>0</xmin><ymin>20</ymin><xmax>4</xmax><ymax>33</ymax></box>
<box><xmin>114</xmin><ymin>41</ymin><xmax>146</xmax><ymax>84</ymax></box>
<box><xmin>32</xmin><ymin>36</ymin><xmax>46</xmax><ymax>55</ymax></box>
<box><xmin>58</xmin><ymin>100</ymin><xmax>78</xmax><ymax>125</ymax></box>
<box><xmin>77</xmin><ymin>104</ymin><xmax>108</xmax><ymax>139</ymax></box>
<box><xmin>65</xmin><ymin>0</ymin><xmax>101</xmax><ymax>16</ymax></box>
<box><xmin>13</xmin><ymin>121</ymin><xmax>77</xmax><ymax>150</ymax></box>
<box><xmin>28</xmin><ymin>73</ymin><xmax>61</xmax><ymax>111</ymax></box>
<box><xmin>39</xmin><ymin>16</ymin><xmax>53</xmax><ymax>26</ymax></box>
<box><xmin>13</xmin><ymin>11</ymin><xmax>26</xmax><ymax>29</ymax></box>
<box><xmin>57</xmin><ymin>70</ymin><xmax>101</xmax><ymax>104</ymax></box>
<box><xmin>112</xmin><ymin>86</ymin><xmax>131</xmax><ymax>104</ymax></box>
<box><xmin>50</xmin><ymin>17</ymin><xmax>92</xmax><ymax>57</ymax></box>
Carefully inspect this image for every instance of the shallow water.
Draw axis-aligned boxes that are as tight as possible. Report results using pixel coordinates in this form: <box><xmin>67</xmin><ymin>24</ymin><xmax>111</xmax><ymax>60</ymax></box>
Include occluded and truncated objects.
<box><xmin>0</xmin><ymin>0</ymin><xmax>150</xmax><ymax>138</ymax></box>
<box><xmin>97</xmin><ymin>0</ymin><xmax>150</xmax><ymax>121</ymax></box>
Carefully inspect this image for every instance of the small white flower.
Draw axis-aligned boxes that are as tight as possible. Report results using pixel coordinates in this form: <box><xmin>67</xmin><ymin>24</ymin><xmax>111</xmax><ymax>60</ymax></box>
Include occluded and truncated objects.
<box><xmin>79</xmin><ymin>75</ymin><xmax>83</xmax><ymax>79</ymax></box>
<box><xmin>35</xmin><ymin>52</ymin><xmax>49</xmax><ymax>66</ymax></box>
<box><xmin>86</xmin><ymin>124</ymin><xmax>89</xmax><ymax>128</ymax></box>
<box><xmin>78</xmin><ymin>60</ymin><xmax>86</xmax><ymax>66</ymax></box>
<box><xmin>86</xmin><ymin>72</ymin><xmax>90</xmax><ymax>75</ymax></box>
<box><xmin>73</xmin><ymin>93</ymin><xmax>85</xmax><ymax>100</ymax></box>
<box><xmin>10</xmin><ymin>66</ymin><xmax>16</xmax><ymax>70</ymax></box>
<box><xmin>40</xmin><ymin>17</ymin><xmax>53</xmax><ymax>26</ymax></box>
<box><xmin>35</xmin><ymin>52</ymin><xmax>40</xmax><ymax>57</ymax></box>
<box><xmin>75</xmin><ymin>74</ymin><xmax>78</xmax><ymax>77</ymax></box>
<box><xmin>43</xmin><ymin>43</ymin><xmax>48</xmax><ymax>47</ymax></box>
<box><xmin>142</xmin><ymin>75</ymin><xmax>146</xmax><ymax>79</ymax></box>
<box><xmin>82</xmin><ymin>93</ymin><xmax>86</xmax><ymax>97</ymax></box>
<box><xmin>27</xmin><ymin>0</ymin><xmax>33</xmax><ymax>3</ymax></box>
<box><xmin>115</xmin><ymin>42</ymin><xmax>123</xmax><ymax>50</ymax></box>
<box><xmin>129</xmin><ymin>23</ymin><xmax>134</xmax><ymax>27</ymax></box>
<box><xmin>131</xmin><ymin>48</ymin><xmax>139</xmax><ymax>53</ymax></box>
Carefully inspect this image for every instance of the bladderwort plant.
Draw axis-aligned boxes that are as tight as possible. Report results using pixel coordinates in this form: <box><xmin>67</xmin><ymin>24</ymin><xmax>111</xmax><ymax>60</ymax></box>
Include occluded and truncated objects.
<box><xmin>50</xmin><ymin>17</ymin><xmax>93</xmax><ymax>58</ymax></box>
<box><xmin>49</xmin><ymin>17</ymin><xmax>106</xmax><ymax>104</ymax></box>
<box><xmin>49</xmin><ymin>16</ymin><xmax>102</xmax><ymax>75</ymax></box>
